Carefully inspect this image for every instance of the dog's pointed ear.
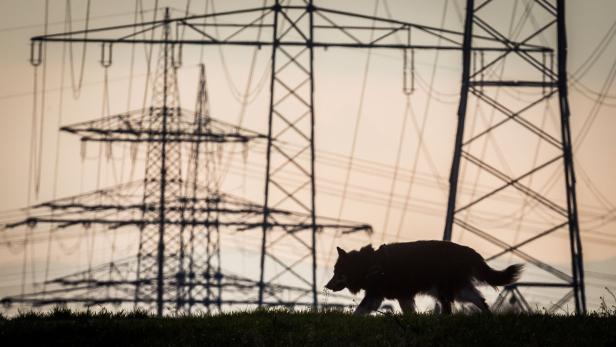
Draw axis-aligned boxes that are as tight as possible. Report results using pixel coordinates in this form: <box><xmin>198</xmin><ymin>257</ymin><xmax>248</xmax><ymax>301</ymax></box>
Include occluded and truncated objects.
<box><xmin>336</xmin><ymin>246</ymin><xmax>347</xmax><ymax>257</ymax></box>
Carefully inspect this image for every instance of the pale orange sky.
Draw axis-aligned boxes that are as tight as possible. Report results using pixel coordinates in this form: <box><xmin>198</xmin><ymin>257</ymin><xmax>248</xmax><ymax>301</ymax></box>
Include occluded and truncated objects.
<box><xmin>0</xmin><ymin>0</ymin><xmax>615</xmax><ymax>311</ymax></box>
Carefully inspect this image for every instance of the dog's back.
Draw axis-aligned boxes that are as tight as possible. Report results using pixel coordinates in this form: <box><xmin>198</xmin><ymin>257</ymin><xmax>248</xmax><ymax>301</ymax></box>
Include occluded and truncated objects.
<box><xmin>334</xmin><ymin>240</ymin><xmax>523</xmax><ymax>314</ymax></box>
<box><xmin>368</xmin><ymin>241</ymin><xmax>522</xmax><ymax>316</ymax></box>
<box><xmin>376</xmin><ymin>241</ymin><xmax>489</xmax><ymax>295</ymax></box>
<box><xmin>376</xmin><ymin>240</ymin><xmax>521</xmax><ymax>291</ymax></box>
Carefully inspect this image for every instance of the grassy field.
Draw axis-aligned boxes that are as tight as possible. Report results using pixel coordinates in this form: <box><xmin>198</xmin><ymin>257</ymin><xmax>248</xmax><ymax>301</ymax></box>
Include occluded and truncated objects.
<box><xmin>1</xmin><ymin>308</ymin><xmax>616</xmax><ymax>346</ymax></box>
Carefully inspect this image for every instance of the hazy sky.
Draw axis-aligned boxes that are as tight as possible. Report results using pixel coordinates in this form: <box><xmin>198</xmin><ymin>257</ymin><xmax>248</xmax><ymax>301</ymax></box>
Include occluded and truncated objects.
<box><xmin>1</xmin><ymin>0</ymin><xmax>615</xmax><ymax>312</ymax></box>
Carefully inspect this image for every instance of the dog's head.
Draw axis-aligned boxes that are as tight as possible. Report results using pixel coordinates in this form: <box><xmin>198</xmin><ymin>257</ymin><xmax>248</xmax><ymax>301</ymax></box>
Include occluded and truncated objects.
<box><xmin>325</xmin><ymin>247</ymin><xmax>351</xmax><ymax>292</ymax></box>
<box><xmin>325</xmin><ymin>245</ymin><xmax>377</xmax><ymax>294</ymax></box>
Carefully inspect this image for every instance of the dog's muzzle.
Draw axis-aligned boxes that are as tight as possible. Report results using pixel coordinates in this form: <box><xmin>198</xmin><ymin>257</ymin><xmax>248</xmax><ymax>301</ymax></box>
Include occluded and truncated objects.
<box><xmin>325</xmin><ymin>276</ymin><xmax>346</xmax><ymax>292</ymax></box>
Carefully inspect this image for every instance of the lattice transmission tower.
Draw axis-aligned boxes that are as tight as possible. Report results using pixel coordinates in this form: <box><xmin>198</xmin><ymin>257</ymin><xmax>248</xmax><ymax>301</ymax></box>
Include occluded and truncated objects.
<box><xmin>2</xmin><ymin>6</ymin><xmax>369</xmax><ymax>316</ymax></box>
<box><xmin>443</xmin><ymin>0</ymin><xmax>585</xmax><ymax>314</ymax></box>
<box><xmin>2</xmin><ymin>0</ymin><xmax>582</xmax><ymax>314</ymax></box>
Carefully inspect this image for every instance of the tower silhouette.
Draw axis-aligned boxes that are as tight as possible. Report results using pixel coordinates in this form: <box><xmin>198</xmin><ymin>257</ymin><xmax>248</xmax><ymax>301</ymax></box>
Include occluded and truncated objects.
<box><xmin>443</xmin><ymin>0</ymin><xmax>585</xmax><ymax>314</ymax></box>
<box><xmin>1</xmin><ymin>1</ymin><xmax>584</xmax><ymax>314</ymax></box>
<box><xmin>2</xmin><ymin>8</ymin><xmax>368</xmax><ymax>315</ymax></box>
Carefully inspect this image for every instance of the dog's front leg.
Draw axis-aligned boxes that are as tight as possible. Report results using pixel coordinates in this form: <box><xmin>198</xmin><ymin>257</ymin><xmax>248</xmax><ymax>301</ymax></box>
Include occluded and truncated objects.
<box><xmin>398</xmin><ymin>296</ymin><xmax>416</xmax><ymax>315</ymax></box>
<box><xmin>353</xmin><ymin>293</ymin><xmax>383</xmax><ymax>316</ymax></box>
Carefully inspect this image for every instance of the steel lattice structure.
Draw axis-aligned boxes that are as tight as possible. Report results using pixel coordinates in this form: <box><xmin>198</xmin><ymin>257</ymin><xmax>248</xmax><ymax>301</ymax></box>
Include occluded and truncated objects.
<box><xmin>2</xmin><ymin>0</ymin><xmax>585</xmax><ymax>315</ymax></box>
<box><xmin>443</xmin><ymin>0</ymin><xmax>585</xmax><ymax>314</ymax></box>
<box><xmin>2</xmin><ymin>8</ymin><xmax>368</xmax><ymax>315</ymax></box>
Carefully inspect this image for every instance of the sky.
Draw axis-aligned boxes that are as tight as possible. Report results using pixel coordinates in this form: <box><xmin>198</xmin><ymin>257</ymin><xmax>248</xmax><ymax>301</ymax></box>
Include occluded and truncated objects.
<box><xmin>0</xmin><ymin>0</ymin><xmax>615</xmax><ymax>313</ymax></box>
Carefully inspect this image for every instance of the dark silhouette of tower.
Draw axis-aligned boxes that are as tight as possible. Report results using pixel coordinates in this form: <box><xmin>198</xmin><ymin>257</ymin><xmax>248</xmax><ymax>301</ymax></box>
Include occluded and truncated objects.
<box><xmin>2</xmin><ymin>1</ymin><xmax>583</xmax><ymax>314</ymax></box>
<box><xmin>443</xmin><ymin>0</ymin><xmax>585</xmax><ymax>314</ymax></box>
<box><xmin>2</xmin><ymin>8</ymin><xmax>369</xmax><ymax>315</ymax></box>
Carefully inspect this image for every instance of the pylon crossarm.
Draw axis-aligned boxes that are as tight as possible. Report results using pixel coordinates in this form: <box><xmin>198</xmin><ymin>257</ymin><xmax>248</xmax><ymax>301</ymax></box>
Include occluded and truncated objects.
<box><xmin>47</xmin><ymin>256</ymin><xmax>136</xmax><ymax>283</ymax></box>
<box><xmin>313</xmin><ymin>5</ymin><xmax>547</xmax><ymax>50</ymax></box>
<box><xmin>182</xmin><ymin>7</ymin><xmax>274</xmax><ymax>43</ymax></box>
<box><xmin>59</xmin><ymin>108</ymin><xmax>266</xmax><ymax>144</ymax></box>
<box><xmin>31</xmin><ymin>6</ymin><xmax>271</xmax><ymax>42</ymax></box>
<box><xmin>1</xmin><ymin>187</ymin><xmax>369</xmax><ymax>234</ymax></box>
<box><xmin>29</xmin><ymin>181</ymin><xmax>143</xmax><ymax>208</ymax></box>
<box><xmin>29</xmin><ymin>5</ymin><xmax>550</xmax><ymax>52</ymax></box>
<box><xmin>1</xmin><ymin>263</ymin><xmax>353</xmax><ymax>308</ymax></box>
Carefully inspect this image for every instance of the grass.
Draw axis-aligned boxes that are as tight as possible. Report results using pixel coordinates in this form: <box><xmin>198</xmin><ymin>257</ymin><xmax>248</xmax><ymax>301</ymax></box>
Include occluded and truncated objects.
<box><xmin>1</xmin><ymin>307</ymin><xmax>616</xmax><ymax>347</ymax></box>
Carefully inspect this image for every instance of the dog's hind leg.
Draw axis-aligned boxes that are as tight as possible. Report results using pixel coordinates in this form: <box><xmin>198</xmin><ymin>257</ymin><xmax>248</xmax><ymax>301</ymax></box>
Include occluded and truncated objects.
<box><xmin>397</xmin><ymin>296</ymin><xmax>416</xmax><ymax>315</ymax></box>
<box><xmin>437</xmin><ymin>293</ymin><xmax>453</xmax><ymax>314</ymax></box>
<box><xmin>354</xmin><ymin>293</ymin><xmax>384</xmax><ymax>316</ymax></box>
<box><xmin>456</xmin><ymin>285</ymin><xmax>490</xmax><ymax>313</ymax></box>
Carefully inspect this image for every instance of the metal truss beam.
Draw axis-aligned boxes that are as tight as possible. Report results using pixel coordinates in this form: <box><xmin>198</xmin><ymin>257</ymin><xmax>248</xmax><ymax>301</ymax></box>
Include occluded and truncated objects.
<box><xmin>28</xmin><ymin>4</ymin><xmax>549</xmax><ymax>52</ymax></box>
<box><xmin>8</xmin><ymin>0</ymin><xmax>577</xmax><ymax>316</ymax></box>
<box><xmin>443</xmin><ymin>0</ymin><xmax>585</xmax><ymax>314</ymax></box>
<box><xmin>259</xmin><ymin>0</ymin><xmax>318</xmax><ymax>308</ymax></box>
<box><xmin>1</xmin><ymin>259</ymin><xmax>355</xmax><ymax>311</ymax></box>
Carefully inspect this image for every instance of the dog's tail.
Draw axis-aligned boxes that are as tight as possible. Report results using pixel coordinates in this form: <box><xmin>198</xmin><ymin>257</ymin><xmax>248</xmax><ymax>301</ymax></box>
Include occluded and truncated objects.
<box><xmin>477</xmin><ymin>262</ymin><xmax>524</xmax><ymax>287</ymax></box>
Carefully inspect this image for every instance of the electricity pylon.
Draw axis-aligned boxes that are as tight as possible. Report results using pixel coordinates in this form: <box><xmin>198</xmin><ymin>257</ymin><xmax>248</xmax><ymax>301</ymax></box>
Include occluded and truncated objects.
<box><xmin>2</xmin><ymin>7</ymin><xmax>369</xmax><ymax>315</ymax></box>
<box><xmin>443</xmin><ymin>0</ymin><xmax>585</xmax><ymax>314</ymax></box>
<box><xmin>4</xmin><ymin>0</ymin><xmax>573</xmax><ymax>314</ymax></box>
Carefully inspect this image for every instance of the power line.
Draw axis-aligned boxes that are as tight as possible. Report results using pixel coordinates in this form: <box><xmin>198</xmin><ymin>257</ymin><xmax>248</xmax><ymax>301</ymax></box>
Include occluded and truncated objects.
<box><xmin>321</xmin><ymin>0</ymin><xmax>381</xmax><ymax>280</ymax></box>
<box><xmin>394</xmin><ymin>0</ymin><xmax>451</xmax><ymax>242</ymax></box>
